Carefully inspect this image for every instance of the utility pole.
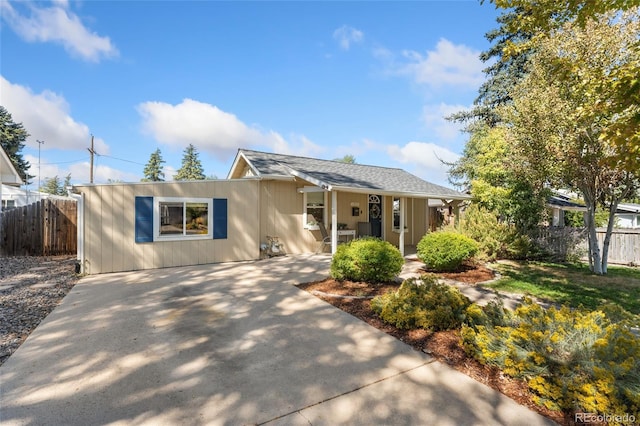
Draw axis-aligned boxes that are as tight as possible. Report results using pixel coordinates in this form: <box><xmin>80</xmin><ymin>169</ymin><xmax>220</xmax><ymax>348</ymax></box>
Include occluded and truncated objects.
<box><xmin>88</xmin><ymin>135</ymin><xmax>95</xmax><ymax>184</ymax></box>
<box><xmin>37</xmin><ymin>140</ymin><xmax>45</xmax><ymax>200</ymax></box>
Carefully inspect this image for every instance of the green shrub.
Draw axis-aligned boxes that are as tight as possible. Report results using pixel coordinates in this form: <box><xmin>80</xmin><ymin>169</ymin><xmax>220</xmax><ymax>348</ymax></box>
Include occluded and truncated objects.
<box><xmin>330</xmin><ymin>237</ymin><xmax>404</xmax><ymax>283</ymax></box>
<box><xmin>371</xmin><ymin>275</ymin><xmax>471</xmax><ymax>330</ymax></box>
<box><xmin>457</xmin><ymin>205</ymin><xmax>548</xmax><ymax>261</ymax></box>
<box><xmin>461</xmin><ymin>298</ymin><xmax>640</xmax><ymax>419</ymax></box>
<box><xmin>456</xmin><ymin>205</ymin><xmax>510</xmax><ymax>260</ymax></box>
<box><xmin>417</xmin><ymin>231</ymin><xmax>479</xmax><ymax>272</ymax></box>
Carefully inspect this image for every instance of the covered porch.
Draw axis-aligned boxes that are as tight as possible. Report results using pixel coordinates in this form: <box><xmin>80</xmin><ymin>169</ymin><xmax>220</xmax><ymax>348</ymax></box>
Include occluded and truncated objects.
<box><xmin>303</xmin><ymin>185</ymin><xmax>467</xmax><ymax>256</ymax></box>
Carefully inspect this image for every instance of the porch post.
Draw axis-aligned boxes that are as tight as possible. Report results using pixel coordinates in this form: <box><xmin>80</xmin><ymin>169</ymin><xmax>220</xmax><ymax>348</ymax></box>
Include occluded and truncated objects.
<box><xmin>425</xmin><ymin>198</ymin><xmax>430</xmax><ymax>232</ymax></box>
<box><xmin>399</xmin><ymin>197</ymin><xmax>405</xmax><ymax>256</ymax></box>
<box><xmin>331</xmin><ymin>190</ymin><xmax>338</xmax><ymax>254</ymax></box>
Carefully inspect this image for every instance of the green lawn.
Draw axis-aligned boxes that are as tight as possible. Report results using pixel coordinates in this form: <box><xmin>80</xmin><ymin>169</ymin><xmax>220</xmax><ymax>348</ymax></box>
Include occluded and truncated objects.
<box><xmin>484</xmin><ymin>260</ymin><xmax>640</xmax><ymax>319</ymax></box>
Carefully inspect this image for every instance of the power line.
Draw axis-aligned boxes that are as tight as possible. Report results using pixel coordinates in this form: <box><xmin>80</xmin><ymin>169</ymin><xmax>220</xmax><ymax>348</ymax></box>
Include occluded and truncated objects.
<box><xmin>98</xmin><ymin>154</ymin><xmax>145</xmax><ymax>166</ymax></box>
<box><xmin>41</xmin><ymin>159</ymin><xmax>85</xmax><ymax>165</ymax></box>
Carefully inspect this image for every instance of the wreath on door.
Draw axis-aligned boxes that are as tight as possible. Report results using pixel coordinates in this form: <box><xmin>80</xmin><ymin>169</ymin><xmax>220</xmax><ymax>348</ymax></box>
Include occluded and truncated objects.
<box><xmin>370</xmin><ymin>204</ymin><xmax>381</xmax><ymax>219</ymax></box>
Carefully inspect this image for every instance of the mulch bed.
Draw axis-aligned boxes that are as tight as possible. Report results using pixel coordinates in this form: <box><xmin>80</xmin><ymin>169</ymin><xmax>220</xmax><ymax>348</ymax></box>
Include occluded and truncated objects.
<box><xmin>296</xmin><ymin>267</ymin><xmax>568</xmax><ymax>426</ymax></box>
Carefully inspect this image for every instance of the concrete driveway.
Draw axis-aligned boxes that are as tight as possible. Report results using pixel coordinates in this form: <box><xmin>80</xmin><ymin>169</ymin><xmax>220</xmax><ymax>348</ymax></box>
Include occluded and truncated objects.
<box><xmin>0</xmin><ymin>255</ymin><xmax>555</xmax><ymax>425</ymax></box>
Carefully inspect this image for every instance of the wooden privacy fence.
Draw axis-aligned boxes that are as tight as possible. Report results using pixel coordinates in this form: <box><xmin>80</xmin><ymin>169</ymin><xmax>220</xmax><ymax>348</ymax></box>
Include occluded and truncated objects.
<box><xmin>593</xmin><ymin>227</ymin><xmax>640</xmax><ymax>266</ymax></box>
<box><xmin>0</xmin><ymin>199</ymin><xmax>77</xmax><ymax>256</ymax></box>
<box><xmin>532</xmin><ymin>226</ymin><xmax>640</xmax><ymax>266</ymax></box>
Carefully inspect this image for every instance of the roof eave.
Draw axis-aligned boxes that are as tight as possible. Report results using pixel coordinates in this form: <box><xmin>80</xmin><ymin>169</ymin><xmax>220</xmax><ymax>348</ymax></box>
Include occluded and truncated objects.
<box><xmin>1</xmin><ymin>147</ymin><xmax>24</xmax><ymax>186</ymax></box>
<box><xmin>329</xmin><ymin>185</ymin><xmax>471</xmax><ymax>200</ymax></box>
<box><xmin>227</xmin><ymin>150</ymin><xmax>261</xmax><ymax>179</ymax></box>
<box><xmin>286</xmin><ymin>167</ymin><xmax>332</xmax><ymax>190</ymax></box>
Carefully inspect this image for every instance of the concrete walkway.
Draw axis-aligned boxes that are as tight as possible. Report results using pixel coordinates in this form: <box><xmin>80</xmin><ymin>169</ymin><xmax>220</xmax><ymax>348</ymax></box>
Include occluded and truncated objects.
<box><xmin>1</xmin><ymin>255</ymin><xmax>555</xmax><ymax>425</ymax></box>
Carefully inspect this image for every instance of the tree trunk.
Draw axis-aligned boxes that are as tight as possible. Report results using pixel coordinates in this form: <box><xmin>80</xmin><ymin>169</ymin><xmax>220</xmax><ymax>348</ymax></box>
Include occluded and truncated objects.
<box><xmin>600</xmin><ymin>199</ymin><xmax>619</xmax><ymax>275</ymax></box>
<box><xmin>582</xmin><ymin>190</ymin><xmax>603</xmax><ymax>274</ymax></box>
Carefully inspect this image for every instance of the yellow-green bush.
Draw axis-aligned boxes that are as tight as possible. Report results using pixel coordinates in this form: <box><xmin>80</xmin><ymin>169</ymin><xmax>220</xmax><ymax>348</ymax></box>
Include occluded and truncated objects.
<box><xmin>417</xmin><ymin>231</ymin><xmax>479</xmax><ymax>272</ymax></box>
<box><xmin>462</xmin><ymin>298</ymin><xmax>640</xmax><ymax>421</ymax></box>
<box><xmin>330</xmin><ymin>237</ymin><xmax>404</xmax><ymax>283</ymax></box>
<box><xmin>371</xmin><ymin>275</ymin><xmax>471</xmax><ymax>330</ymax></box>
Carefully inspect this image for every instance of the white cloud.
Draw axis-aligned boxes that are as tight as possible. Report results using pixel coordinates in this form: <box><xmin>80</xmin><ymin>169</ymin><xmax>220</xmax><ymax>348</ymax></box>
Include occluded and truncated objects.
<box><xmin>387</xmin><ymin>141</ymin><xmax>459</xmax><ymax>185</ymax></box>
<box><xmin>422</xmin><ymin>103</ymin><xmax>469</xmax><ymax>141</ymax></box>
<box><xmin>271</xmin><ymin>133</ymin><xmax>324</xmax><ymax>158</ymax></box>
<box><xmin>137</xmin><ymin>98</ymin><xmax>322</xmax><ymax>160</ymax></box>
<box><xmin>390</xmin><ymin>38</ymin><xmax>484</xmax><ymax>89</ymax></box>
<box><xmin>1</xmin><ymin>76</ymin><xmax>109</xmax><ymax>154</ymax></box>
<box><xmin>69</xmin><ymin>162</ymin><xmax>139</xmax><ymax>184</ymax></box>
<box><xmin>333</xmin><ymin>25</ymin><xmax>364</xmax><ymax>50</ymax></box>
<box><xmin>24</xmin><ymin>155</ymin><xmax>138</xmax><ymax>185</ymax></box>
<box><xmin>0</xmin><ymin>1</ymin><xmax>118</xmax><ymax>62</ymax></box>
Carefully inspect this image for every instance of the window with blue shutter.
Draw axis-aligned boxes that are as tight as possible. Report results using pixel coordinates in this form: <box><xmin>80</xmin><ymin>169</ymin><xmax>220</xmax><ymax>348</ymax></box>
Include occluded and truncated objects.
<box><xmin>213</xmin><ymin>198</ymin><xmax>227</xmax><ymax>239</ymax></box>
<box><xmin>135</xmin><ymin>196</ymin><xmax>154</xmax><ymax>243</ymax></box>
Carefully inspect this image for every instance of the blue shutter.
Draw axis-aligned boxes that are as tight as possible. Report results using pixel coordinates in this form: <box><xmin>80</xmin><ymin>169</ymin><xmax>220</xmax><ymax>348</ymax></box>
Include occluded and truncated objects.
<box><xmin>135</xmin><ymin>196</ymin><xmax>154</xmax><ymax>243</ymax></box>
<box><xmin>213</xmin><ymin>198</ymin><xmax>227</xmax><ymax>239</ymax></box>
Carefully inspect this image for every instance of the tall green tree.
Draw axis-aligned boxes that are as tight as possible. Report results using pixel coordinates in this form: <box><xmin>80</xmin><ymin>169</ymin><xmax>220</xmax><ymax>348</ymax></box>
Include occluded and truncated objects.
<box><xmin>142</xmin><ymin>148</ymin><xmax>165</xmax><ymax>182</ymax></box>
<box><xmin>0</xmin><ymin>106</ymin><xmax>32</xmax><ymax>182</ymax></box>
<box><xmin>450</xmin><ymin>7</ymin><xmax>535</xmax><ymax>126</ymax></box>
<box><xmin>504</xmin><ymin>9</ymin><xmax>640</xmax><ymax>274</ymax></box>
<box><xmin>448</xmin><ymin>124</ymin><xmax>548</xmax><ymax>231</ymax></box>
<box><xmin>174</xmin><ymin>144</ymin><xmax>205</xmax><ymax>181</ymax></box>
<box><xmin>488</xmin><ymin>0</ymin><xmax>640</xmax><ymax>172</ymax></box>
<box><xmin>40</xmin><ymin>174</ymin><xmax>71</xmax><ymax>196</ymax></box>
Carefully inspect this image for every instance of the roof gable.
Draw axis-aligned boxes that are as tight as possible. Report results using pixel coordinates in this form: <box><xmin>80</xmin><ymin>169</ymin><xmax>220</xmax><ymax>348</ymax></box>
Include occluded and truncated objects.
<box><xmin>0</xmin><ymin>146</ymin><xmax>24</xmax><ymax>186</ymax></box>
<box><xmin>229</xmin><ymin>149</ymin><xmax>469</xmax><ymax>199</ymax></box>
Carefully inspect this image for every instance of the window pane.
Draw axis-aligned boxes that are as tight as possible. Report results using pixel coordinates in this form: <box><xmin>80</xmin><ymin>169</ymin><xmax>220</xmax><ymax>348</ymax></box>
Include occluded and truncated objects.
<box><xmin>308</xmin><ymin>207</ymin><xmax>324</xmax><ymax>225</ymax></box>
<box><xmin>393</xmin><ymin>198</ymin><xmax>400</xmax><ymax>228</ymax></box>
<box><xmin>307</xmin><ymin>191</ymin><xmax>324</xmax><ymax>206</ymax></box>
<box><xmin>186</xmin><ymin>202</ymin><xmax>208</xmax><ymax>235</ymax></box>
<box><xmin>160</xmin><ymin>202</ymin><xmax>184</xmax><ymax>235</ymax></box>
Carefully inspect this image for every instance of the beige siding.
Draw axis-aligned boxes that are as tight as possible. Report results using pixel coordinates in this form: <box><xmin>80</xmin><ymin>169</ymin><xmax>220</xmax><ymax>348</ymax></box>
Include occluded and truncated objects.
<box><xmin>334</xmin><ymin>191</ymin><xmax>368</xmax><ymax>231</ymax></box>
<box><xmin>78</xmin><ymin>176</ymin><xmax>450</xmax><ymax>274</ymax></box>
<box><xmin>259</xmin><ymin>180</ymin><xmax>318</xmax><ymax>254</ymax></box>
<box><xmin>382</xmin><ymin>197</ymin><xmax>430</xmax><ymax>248</ymax></box>
<box><xmin>78</xmin><ymin>180</ymin><xmax>260</xmax><ymax>274</ymax></box>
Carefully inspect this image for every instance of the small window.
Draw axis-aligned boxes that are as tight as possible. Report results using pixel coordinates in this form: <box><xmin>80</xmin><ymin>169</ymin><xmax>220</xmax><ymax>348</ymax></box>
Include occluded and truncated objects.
<box><xmin>155</xmin><ymin>198</ymin><xmax>212</xmax><ymax>240</ymax></box>
<box><xmin>1</xmin><ymin>199</ymin><xmax>16</xmax><ymax>211</ymax></box>
<box><xmin>304</xmin><ymin>190</ymin><xmax>326</xmax><ymax>228</ymax></box>
<box><xmin>393</xmin><ymin>197</ymin><xmax>406</xmax><ymax>231</ymax></box>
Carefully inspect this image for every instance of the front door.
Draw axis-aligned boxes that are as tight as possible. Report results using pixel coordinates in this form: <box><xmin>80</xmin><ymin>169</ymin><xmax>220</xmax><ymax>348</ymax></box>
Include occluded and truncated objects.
<box><xmin>368</xmin><ymin>194</ymin><xmax>382</xmax><ymax>238</ymax></box>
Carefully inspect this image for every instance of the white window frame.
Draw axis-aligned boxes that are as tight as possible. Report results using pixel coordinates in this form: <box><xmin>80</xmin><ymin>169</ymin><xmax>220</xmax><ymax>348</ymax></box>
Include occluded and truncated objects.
<box><xmin>303</xmin><ymin>188</ymin><xmax>327</xmax><ymax>229</ymax></box>
<box><xmin>153</xmin><ymin>197</ymin><xmax>213</xmax><ymax>241</ymax></box>
<box><xmin>392</xmin><ymin>197</ymin><xmax>407</xmax><ymax>232</ymax></box>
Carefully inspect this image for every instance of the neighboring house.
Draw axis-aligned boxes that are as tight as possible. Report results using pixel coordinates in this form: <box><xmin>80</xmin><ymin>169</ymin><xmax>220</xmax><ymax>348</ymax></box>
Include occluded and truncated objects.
<box><xmin>615</xmin><ymin>203</ymin><xmax>640</xmax><ymax>229</ymax></box>
<box><xmin>1</xmin><ymin>146</ymin><xmax>24</xmax><ymax>211</ymax></box>
<box><xmin>547</xmin><ymin>193</ymin><xmax>587</xmax><ymax>227</ymax></box>
<box><xmin>0</xmin><ymin>184</ymin><xmax>73</xmax><ymax>211</ymax></box>
<box><xmin>72</xmin><ymin>149</ymin><xmax>470</xmax><ymax>274</ymax></box>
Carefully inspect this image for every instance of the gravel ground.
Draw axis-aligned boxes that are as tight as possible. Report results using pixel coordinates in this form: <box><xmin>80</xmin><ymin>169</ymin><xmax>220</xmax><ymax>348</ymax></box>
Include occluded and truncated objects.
<box><xmin>0</xmin><ymin>255</ymin><xmax>79</xmax><ymax>366</ymax></box>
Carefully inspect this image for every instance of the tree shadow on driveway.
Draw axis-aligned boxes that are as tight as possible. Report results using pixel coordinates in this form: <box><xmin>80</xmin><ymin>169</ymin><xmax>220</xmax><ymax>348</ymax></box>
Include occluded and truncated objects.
<box><xmin>0</xmin><ymin>255</ymin><xmax>554</xmax><ymax>426</ymax></box>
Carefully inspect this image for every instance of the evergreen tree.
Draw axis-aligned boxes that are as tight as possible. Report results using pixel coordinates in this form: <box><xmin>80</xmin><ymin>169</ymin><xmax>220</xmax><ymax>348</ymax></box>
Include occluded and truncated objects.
<box><xmin>62</xmin><ymin>174</ymin><xmax>71</xmax><ymax>193</ymax></box>
<box><xmin>40</xmin><ymin>174</ymin><xmax>71</xmax><ymax>196</ymax></box>
<box><xmin>333</xmin><ymin>154</ymin><xmax>356</xmax><ymax>164</ymax></box>
<box><xmin>0</xmin><ymin>106</ymin><xmax>32</xmax><ymax>182</ymax></box>
<box><xmin>174</xmin><ymin>144</ymin><xmax>205</xmax><ymax>181</ymax></box>
<box><xmin>448</xmin><ymin>7</ymin><xmax>534</xmax><ymax>126</ymax></box>
<box><xmin>142</xmin><ymin>148</ymin><xmax>165</xmax><ymax>182</ymax></box>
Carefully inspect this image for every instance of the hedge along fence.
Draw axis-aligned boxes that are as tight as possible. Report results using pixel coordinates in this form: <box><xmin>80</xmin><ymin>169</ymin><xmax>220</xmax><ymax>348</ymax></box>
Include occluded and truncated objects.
<box><xmin>0</xmin><ymin>199</ymin><xmax>77</xmax><ymax>256</ymax></box>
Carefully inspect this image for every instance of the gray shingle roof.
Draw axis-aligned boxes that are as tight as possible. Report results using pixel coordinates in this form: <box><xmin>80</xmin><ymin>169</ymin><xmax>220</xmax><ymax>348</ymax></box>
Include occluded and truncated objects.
<box><xmin>236</xmin><ymin>149</ymin><xmax>468</xmax><ymax>199</ymax></box>
<box><xmin>548</xmin><ymin>195</ymin><xmax>587</xmax><ymax>211</ymax></box>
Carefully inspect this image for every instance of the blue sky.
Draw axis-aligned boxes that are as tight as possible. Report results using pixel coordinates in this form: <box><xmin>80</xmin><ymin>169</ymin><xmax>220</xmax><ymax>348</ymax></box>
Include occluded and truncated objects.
<box><xmin>1</xmin><ymin>0</ymin><xmax>499</xmax><ymax>187</ymax></box>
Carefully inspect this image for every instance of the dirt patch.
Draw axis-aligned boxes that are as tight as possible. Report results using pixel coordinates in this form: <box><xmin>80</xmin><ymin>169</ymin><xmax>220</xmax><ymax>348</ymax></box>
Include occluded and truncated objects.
<box><xmin>297</xmin><ymin>265</ymin><xmax>566</xmax><ymax>425</ymax></box>
<box><xmin>422</xmin><ymin>262</ymin><xmax>496</xmax><ymax>284</ymax></box>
